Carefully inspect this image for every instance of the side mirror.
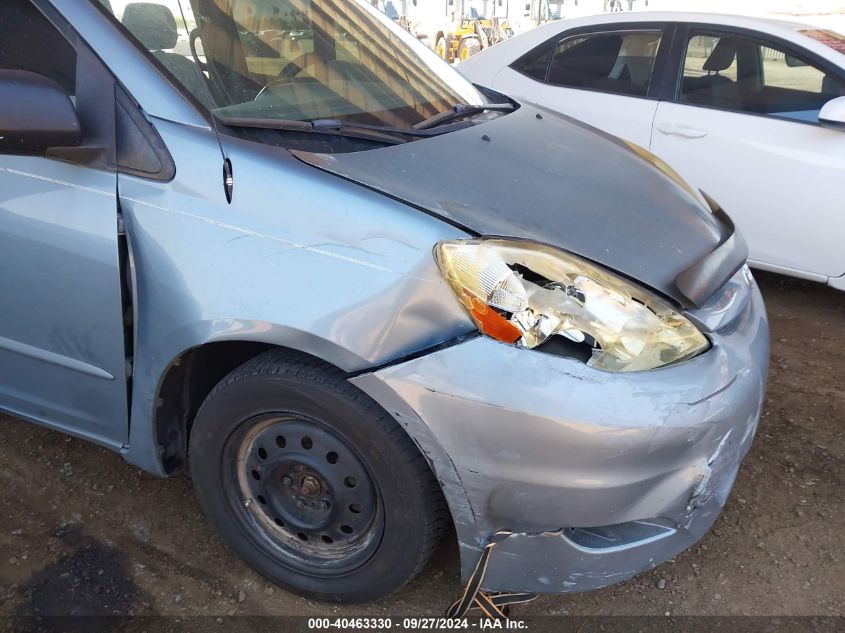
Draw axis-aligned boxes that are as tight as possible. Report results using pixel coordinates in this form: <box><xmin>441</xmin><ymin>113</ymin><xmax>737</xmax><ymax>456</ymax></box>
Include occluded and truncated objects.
<box><xmin>784</xmin><ymin>54</ymin><xmax>807</xmax><ymax>68</ymax></box>
<box><xmin>0</xmin><ymin>70</ymin><xmax>81</xmax><ymax>155</ymax></box>
<box><xmin>819</xmin><ymin>95</ymin><xmax>845</xmax><ymax>130</ymax></box>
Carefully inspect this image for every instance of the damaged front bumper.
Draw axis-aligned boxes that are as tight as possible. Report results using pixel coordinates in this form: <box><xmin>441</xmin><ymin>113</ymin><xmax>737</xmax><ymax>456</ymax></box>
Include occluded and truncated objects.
<box><xmin>351</xmin><ymin>269</ymin><xmax>769</xmax><ymax>594</ymax></box>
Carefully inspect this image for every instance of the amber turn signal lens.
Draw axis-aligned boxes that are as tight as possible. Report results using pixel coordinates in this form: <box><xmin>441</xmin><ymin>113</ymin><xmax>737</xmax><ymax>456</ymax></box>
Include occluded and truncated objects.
<box><xmin>466</xmin><ymin>296</ymin><xmax>522</xmax><ymax>344</ymax></box>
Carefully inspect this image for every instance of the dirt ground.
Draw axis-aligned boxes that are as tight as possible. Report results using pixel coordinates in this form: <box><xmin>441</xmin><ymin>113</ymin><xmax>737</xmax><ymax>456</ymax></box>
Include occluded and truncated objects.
<box><xmin>0</xmin><ymin>271</ymin><xmax>842</xmax><ymax>620</ymax></box>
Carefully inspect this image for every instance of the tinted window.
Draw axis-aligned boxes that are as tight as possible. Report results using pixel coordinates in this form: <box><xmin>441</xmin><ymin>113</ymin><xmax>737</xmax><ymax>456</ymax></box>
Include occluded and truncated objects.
<box><xmin>547</xmin><ymin>30</ymin><xmax>662</xmax><ymax>97</ymax></box>
<box><xmin>511</xmin><ymin>43</ymin><xmax>553</xmax><ymax>81</ymax></box>
<box><xmin>680</xmin><ymin>31</ymin><xmax>845</xmax><ymax>122</ymax></box>
<box><xmin>0</xmin><ymin>0</ymin><xmax>76</xmax><ymax>95</ymax></box>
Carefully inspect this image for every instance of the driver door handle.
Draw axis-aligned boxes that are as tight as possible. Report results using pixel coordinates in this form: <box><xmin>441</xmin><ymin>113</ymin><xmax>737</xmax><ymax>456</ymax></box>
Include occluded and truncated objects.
<box><xmin>655</xmin><ymin>123</ymin><xmax>708</xmax><ymax>139</ymax></box>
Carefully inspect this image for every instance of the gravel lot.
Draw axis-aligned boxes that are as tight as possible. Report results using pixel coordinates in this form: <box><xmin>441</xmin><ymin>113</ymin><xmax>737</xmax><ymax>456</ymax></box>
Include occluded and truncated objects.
<box><xmin>0</xmin><ymin>271</ymin><xmax>842</xmax><ymax>619</ymax></box>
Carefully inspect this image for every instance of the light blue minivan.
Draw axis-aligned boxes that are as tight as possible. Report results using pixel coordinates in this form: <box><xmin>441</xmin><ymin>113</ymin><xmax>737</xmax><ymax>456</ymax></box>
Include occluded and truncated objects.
<box><xmin>0</xmin><ymin>0</ymin><xmax>768</xmax><ymax>606</ymax></box>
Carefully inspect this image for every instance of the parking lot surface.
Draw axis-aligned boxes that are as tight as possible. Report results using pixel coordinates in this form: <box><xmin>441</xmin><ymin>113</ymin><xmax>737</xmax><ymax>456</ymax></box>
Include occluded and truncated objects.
<box><xmin>0</xmin><ymin>271</ymin><xmax>842</xmax><ymax>618</ymax></box>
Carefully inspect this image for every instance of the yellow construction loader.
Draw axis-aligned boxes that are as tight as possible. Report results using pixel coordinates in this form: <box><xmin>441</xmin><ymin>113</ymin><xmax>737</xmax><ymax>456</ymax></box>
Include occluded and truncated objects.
<box><xmin>433</xmin><ymin>0</ymin><xmax>511</xmax><ymax>63</ymax></box>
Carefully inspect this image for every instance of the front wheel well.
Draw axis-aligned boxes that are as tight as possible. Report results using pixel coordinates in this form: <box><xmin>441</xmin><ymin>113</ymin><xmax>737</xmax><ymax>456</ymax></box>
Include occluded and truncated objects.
<box><xmin>153</xmin><ymin>342</ymin><xmax>458</xmax><ymax>568</ymax></box>
<box><xmin>154</xmin><ymin>341</ymin><xmax>276</xmax><ymax>474</ymax></box>
<box><xmin>153</xmin><ymin>342</ymin><xmax>455</xmax><ymax>521</ymax></box>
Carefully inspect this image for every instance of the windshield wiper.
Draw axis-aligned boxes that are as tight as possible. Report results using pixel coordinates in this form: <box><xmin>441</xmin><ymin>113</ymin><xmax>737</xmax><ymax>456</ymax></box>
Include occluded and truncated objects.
<box><xmin>217</xmin><ymin>109</ymin><xmax>513</xmax><ymax>142</ymax></box>
<box><xmin>412</xmin><ymin>103</ymin><xmax>514</xmax><ymax>131</ymax></box>
<box><xmin>217</xmin><ymin>116</ymin><xmax>432</xmax><ymax>145</ymax></box>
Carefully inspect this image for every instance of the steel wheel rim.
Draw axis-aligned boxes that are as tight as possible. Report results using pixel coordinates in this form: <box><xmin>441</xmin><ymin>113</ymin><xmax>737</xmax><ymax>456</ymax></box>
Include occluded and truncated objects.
<box><xmin>227</xmin><ymin>414</ymin><xmax>384</xmax><ymax>575</ymax></box>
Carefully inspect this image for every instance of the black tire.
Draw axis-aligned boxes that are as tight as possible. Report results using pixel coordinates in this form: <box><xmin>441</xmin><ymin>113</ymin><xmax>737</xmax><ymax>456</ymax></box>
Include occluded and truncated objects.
<box><xmin>189</xmin><ymin>350</ymin><xmax>447</xmax><ymax>603</ymax></box>
<box><xmin>436</xmin><ymin>35</ymin><xmax>455</xmax><ymax>62</ymax></box>
<box><xmin>457</xmin><ymin>38</ymin><xmax>482</xmax><ymax>62</ymax></box>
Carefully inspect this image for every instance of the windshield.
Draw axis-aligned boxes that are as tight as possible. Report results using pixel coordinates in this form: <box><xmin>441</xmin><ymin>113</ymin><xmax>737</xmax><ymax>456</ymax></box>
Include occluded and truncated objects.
<box><xmin>467</xmin><ymin>1</ymin><xmax>487</xmax><ymax>20</ymax></box>
<box><xmin>104</xmin><ymin>0</ymin><xmax>486</xmax><ymax>130</ymax></box>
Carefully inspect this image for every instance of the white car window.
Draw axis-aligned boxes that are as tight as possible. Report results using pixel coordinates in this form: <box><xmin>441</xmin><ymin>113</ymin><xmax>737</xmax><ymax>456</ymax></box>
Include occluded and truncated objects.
<box><xmin>679</xmin><ymin>31</ymin><xmax>845</xmax><ymax>123</ymax></box>
<box><xmin>545</xmin><ymin>30</ymin><xmax>662</xmax><ymax>97</ymax></box>
<box><xmin>684</xmin><ymin>35</ymin><xmax>739</xmax><ymax>83</ymax></box>
<box><xmin>761</xmin><ymin>45</ymin><xmax>827</xmax><ymax>93</ymax></box>
<box><xmin>510</xmin><ymin>42</ymin><xmax>554</xmax><ymax>81</ymax></box>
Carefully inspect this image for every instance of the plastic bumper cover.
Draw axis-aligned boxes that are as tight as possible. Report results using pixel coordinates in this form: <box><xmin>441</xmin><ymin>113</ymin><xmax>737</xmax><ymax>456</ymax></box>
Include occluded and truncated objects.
<box><xmin>351</xmin><ymin>275</ymin><xmax>769</xmax><ymax>593</ymax></box>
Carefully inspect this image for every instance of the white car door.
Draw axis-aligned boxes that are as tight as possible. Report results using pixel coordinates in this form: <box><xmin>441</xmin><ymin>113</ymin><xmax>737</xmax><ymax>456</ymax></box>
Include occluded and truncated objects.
<box><xmin>651</xmin><ymin>28</ymin><xmax>845</xmax><ymax>280</ymax></box>
<box><xmin>494</xmin><ymin>25</ymin><xmax>669</xmax><ymax>147</ymax></box>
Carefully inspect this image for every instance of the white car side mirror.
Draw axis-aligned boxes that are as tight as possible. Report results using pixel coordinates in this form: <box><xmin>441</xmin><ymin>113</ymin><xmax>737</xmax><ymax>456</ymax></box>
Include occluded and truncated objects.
<box><xmin>819</xmin><ymin>95</ymin><xmax>845</xmax><ymax>129</ymax></box>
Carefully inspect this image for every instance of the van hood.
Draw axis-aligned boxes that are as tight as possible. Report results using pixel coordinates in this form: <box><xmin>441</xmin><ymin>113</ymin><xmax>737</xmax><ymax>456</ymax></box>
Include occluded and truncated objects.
<box><xmin>293</xmin><ymin>103</ymin><xmax>742</xmax><ymax>306</ymax></box>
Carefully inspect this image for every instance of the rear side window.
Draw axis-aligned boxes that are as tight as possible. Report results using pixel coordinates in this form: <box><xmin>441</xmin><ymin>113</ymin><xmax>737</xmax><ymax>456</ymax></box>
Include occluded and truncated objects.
<box><xmin>0</xmin><ymin>0</ymin><xmax>77</xmax><ymax>95</ymax></box>
<box><xmin>511</xmin><ymin>43</ymin><xmax>553</xmax><ymax>81</ymax></box>
<box><xmin>547</xmin><ymin>30</ymin><xmax>662</xmax><ymax>97</ymax></box>
<box><xmin>679</xmin><ymin>31</ymin><xmax>845</xmax><ymax>122</ymax></box>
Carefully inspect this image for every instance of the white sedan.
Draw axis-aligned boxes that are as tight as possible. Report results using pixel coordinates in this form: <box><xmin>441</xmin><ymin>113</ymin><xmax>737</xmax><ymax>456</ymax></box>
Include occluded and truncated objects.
<box><xmin>459</xmin><ymin>12</ymin><xmax>845</xmax><ymax>290</ymax></box>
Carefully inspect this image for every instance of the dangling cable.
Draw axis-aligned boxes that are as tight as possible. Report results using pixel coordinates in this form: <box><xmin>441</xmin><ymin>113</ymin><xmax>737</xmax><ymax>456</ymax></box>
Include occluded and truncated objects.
<box><xmin>446</xmin><ymin>530</ymin><xmax>539</xmax><ymax>620</ymax></box>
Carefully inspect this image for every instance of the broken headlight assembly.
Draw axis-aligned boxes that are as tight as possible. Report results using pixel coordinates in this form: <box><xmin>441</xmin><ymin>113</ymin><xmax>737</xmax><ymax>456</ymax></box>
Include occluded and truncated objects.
<box><xmin>436</xmin><ymin>239</ymin><xmax>709</xmax><ymax>372</ymax></box>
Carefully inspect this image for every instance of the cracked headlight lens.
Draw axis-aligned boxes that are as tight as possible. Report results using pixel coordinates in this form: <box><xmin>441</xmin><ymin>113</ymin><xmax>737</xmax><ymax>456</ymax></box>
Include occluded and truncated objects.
<box><xmin>436</xmin><ymin>239</ymin><xmax>708</xmax><ymax>372</ymax></box>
